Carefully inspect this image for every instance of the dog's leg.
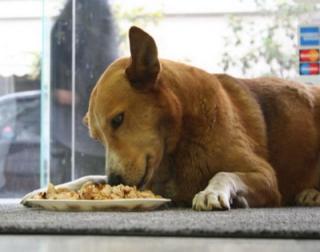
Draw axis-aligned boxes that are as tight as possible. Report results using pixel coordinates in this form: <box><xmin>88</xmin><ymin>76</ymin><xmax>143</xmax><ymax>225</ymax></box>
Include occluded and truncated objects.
<box><xmin>192</xmin><ymin>171</ymin><xmax>281</xmax><ymax>211</ymax></box>
<box><xmin>192</xmin><ymin>172</ymin><xmax>248</xmax><ymax>210</ymax></box>
<box><xmin>20</xmin><ymin>175</ymin><xmax>106</xmax><ymax>206</ymax></box>
<box><xmin>295</xmin><ymin>188</ymin><xmax>320</xmax><ymax>206</ymax></box>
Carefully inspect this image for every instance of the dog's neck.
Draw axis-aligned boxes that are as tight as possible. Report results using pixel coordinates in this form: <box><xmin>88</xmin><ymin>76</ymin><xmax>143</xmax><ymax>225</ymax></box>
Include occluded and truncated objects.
<box><xmin>161</xmin><ymin>59</ymin><xmax>221</xmax><ymax>118</ymax></box>
<box><xmin>159</xmin><ymin>59</ymin><xmax>223</xmax><ymax>147</ymax></box>
<box><xmin>149</xmin><ymin>60</ymin><xmax>226</xmax><ymax>202</ymax></box>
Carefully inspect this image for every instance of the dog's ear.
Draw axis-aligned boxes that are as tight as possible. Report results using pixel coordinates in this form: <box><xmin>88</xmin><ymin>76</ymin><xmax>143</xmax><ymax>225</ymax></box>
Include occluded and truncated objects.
<box><xmin>125</xmin><ymin>26</ymin><xmax>160</xmax><ymax>90</ymax></box>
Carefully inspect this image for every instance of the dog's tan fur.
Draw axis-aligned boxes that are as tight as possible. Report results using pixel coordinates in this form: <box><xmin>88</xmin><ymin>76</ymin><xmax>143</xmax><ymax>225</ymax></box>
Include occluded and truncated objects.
<box><xmin>84</xmin><ymin>26</ymin><xmax>320</xmax><ymax>210</ymax></box>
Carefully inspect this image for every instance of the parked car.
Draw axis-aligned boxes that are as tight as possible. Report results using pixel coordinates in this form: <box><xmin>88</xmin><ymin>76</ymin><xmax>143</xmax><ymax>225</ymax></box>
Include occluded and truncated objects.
<box><xmin>0</xmin><ymin>90</ymin><xmax>41</xmax><ymax>197</ymax></box>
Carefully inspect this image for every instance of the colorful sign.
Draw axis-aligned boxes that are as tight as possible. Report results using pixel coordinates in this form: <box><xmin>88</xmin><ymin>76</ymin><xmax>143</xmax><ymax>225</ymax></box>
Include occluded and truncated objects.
<box><xmin>298</xmin><ymin>25</ymin><xmax>320</xmax><ymax>82</ymax></box>
<box><xmin>299</xmin><ymin>49</ymin><xmax>319</xmax><ymax>62</ymax></box>
<box><xmin>300</xmin><ymin>63</ymin><xmax>320</xmax><ymax>75</ymax></box>
<box><xmin>299</xmin><ymin>26</ymin><xmax>320</xmax><ymax>46</ymax></box>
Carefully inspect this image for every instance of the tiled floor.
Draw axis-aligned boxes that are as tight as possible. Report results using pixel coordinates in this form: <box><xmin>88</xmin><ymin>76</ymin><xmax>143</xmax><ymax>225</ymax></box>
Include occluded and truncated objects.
<box><xmin>0</xmin><ymin>235</ymin><xmax>319</xmax><ymax>252</ymax></box>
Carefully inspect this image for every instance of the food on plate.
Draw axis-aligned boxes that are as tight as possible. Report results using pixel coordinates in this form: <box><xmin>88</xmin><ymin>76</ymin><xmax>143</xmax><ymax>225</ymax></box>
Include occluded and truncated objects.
<box><xmin>32</xmin><ymin>182</ymin><xmax>162</xmax><ymax>200</ymax></box>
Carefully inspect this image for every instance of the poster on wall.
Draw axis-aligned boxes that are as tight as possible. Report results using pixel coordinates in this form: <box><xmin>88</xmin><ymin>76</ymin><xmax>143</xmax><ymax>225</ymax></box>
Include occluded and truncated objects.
<box><xmin>298</xmin><ymin>24</ymin><xmax>320</xmax><ymax>84</ymax></box>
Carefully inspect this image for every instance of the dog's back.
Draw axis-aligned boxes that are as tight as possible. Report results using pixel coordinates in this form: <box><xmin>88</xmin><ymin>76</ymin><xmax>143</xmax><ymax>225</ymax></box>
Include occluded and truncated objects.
<box><xmin>217</xmin><ymin>74</ymin><xmax>320</xmax><ymax>204</ymax></box>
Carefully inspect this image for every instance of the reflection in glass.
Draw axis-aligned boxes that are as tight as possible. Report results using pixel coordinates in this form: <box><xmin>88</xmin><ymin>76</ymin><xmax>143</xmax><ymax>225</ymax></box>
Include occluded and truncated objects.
<box><xmin>50</xmin><ymin>0</ymin><xmax>117</xmax><ymax>184</ymax></box>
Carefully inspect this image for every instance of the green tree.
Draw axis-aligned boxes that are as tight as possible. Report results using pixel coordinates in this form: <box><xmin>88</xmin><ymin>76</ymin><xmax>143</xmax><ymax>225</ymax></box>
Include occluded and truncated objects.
<box><xmin>112</xmin><ymin>4</ymin><xmax>163</xmax><ymax>55</ymax></box>
<box><xmin>220</xmin><ymin>0</ymin><xmax>318</xmax><ymax>78</ymax></box>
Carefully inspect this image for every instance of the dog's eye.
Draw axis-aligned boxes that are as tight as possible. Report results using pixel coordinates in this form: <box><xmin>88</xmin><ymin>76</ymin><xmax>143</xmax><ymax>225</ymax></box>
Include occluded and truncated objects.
<box><xmin>111</xmin><ymin>113</ymin><xmax>124</xmax><ymax>129</ymax></box>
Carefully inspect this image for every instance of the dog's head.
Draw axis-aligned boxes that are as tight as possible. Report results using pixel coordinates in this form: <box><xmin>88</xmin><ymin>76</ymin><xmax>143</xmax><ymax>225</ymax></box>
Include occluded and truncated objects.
<box><xmin>84</xmin><ymin>26</ymin><xmax>182</xmax><ymax>189</ymax></box>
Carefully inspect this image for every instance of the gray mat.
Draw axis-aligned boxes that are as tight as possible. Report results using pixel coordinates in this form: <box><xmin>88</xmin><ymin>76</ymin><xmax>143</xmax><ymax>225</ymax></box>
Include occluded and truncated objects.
<box><xmin>1</xmin><ymin>200</ymin><xmax>320</xmax><ymax>238</ymax></box>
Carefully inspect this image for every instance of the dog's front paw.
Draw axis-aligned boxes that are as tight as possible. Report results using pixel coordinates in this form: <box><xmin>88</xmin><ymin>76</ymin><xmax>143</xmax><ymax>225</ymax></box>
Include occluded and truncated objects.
<box><xmin>192</xmin><ymin>189</ymin><xmax>231</xmax><ymax>211</ymax></box>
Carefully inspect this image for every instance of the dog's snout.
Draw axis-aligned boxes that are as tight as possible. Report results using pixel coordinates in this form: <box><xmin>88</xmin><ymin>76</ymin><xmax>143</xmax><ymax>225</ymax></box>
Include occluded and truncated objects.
<box><xmin>108</xmin><ymin>173</ymin><xmax>123</xmax><ymax>186</ymax></box>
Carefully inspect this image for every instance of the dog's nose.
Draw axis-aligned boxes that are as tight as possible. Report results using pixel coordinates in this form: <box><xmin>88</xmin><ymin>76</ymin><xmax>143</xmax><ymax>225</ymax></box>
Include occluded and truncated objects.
<box><xmin>108</xmin><ymin>173</ymin><xmax>123</xmax><ymax>186</ymax></box>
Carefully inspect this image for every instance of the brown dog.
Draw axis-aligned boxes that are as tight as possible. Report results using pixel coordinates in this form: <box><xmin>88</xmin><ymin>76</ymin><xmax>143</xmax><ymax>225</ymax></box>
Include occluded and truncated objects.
<box><xmin>81</xmin><ymin>26</ymin><xmax>320</xmax><ymax>210</ymax></box>
<box><xmin>22</xmin><ymin>26</ymin><xmax>320</xmax><ymax>210</ymax></box>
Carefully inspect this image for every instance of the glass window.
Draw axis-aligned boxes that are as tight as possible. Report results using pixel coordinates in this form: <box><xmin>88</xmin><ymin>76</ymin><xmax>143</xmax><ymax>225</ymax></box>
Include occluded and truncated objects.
<box><xmin>0</xmin><ymin>0</ymin><xmax>41</xmax><ymax>197</ymax></box>
<box><xmin>49</xmin><ymin>0</ymin><xmax>117</xmax><ymax>185</ymax></box>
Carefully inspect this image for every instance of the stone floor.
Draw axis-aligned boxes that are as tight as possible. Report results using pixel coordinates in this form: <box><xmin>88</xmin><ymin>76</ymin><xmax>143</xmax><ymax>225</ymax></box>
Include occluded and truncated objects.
<box><xmin>0</xmin><ymin>235</ymin><xmax>320</xmax><ymax>252</ymax></box>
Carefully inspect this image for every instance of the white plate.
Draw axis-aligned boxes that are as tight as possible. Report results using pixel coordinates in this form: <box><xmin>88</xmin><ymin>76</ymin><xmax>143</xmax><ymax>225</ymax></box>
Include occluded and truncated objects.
<box><xmin>24</xmin><ymin>198</ymin><xmax>171</xmax><ymax>211</ymax></box>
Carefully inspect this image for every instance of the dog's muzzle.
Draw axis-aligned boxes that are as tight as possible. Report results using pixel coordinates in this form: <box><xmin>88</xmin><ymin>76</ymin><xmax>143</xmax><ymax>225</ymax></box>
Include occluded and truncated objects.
<box><xmin>108</xmin><ymin>173</ymin><xmax>123</xmax><ymax>186</ymax></box>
